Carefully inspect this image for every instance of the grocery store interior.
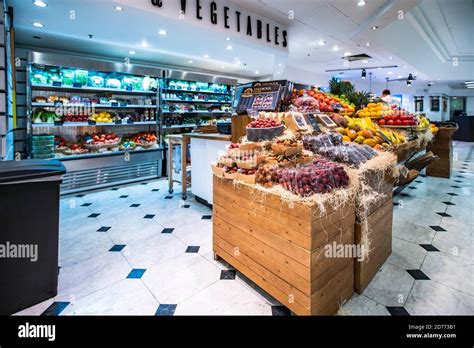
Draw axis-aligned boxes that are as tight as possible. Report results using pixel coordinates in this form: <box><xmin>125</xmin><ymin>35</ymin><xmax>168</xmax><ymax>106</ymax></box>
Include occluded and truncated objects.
<box><xmin>0</xmin><ymin>0</ymin><xmax>472</xmax><ymax>317</ymax></box>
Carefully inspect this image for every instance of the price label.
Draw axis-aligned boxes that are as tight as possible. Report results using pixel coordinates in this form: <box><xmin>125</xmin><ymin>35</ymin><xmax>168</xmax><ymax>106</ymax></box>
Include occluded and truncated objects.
<box><xmin>111</xmin><ymin>102</ymin><xmax>119</xmax><ymax>107</ymax></box>
<box><xmin>119</xmin><ymin>103</ymin><xmax>128</xmax><ymax>107</ymax></box>
<box><xmin>54</xmin><ymin>121</ymin><xmax>64</xmax><ymax>126</ymax></box>
<box><xmin>126</xmin><ymin>85</ymin><xmax>133</xmax><ymax>91</ymax></box>
<box><xmin>73</xmin><ymin>82</ymin><xmax>83</xmax><ymax>88</ymax></box>
<box><xmin>114</xmin><ymin>120</ymin><xmax>123</xmax><ymax>125</ymax></box>
<box><xmin>88</xmin><ymin>120</ymin><xmax>97</xmax><ymax>126</ymax></box>
<box><xmin>54</xmin><ymin>101</ymin><xmax>64</xmax><ymax>107</ymax></box>
<box><xmin>52</xmin><ymin>81</ymin><xmax>62</xmax><ymax>87</ymax></box>
<box><xmin>127</xmin><ymin>119</ymin><xmax>134</xmax><ymax>124</ymax></box>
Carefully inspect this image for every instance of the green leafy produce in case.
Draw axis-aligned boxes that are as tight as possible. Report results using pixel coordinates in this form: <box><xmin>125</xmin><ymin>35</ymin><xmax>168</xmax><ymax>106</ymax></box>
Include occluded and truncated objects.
<box><xmin>62</xmin><ymin>69</ymin><xmax>75</xmax><ymax>86</ymax></box>
<box><xmin>74</xmin><ymin>69</ymin><xmax>89</xmax><ymax>86</ymax></box>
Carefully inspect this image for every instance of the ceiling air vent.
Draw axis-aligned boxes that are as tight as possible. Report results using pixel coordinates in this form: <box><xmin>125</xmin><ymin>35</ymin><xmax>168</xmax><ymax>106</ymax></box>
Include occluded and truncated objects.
<box><xmin>343</xmin><ymin>53</ymin><xmax>372</xmax><ymax>62</ymax></box>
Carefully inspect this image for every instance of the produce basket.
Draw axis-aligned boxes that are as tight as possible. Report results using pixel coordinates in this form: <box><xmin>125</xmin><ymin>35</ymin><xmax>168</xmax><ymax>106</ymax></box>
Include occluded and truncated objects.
<box><xmin>84</xmin><ymin>139</ymin><xmax>121</xmax><ymax>150</ymax></box>
<box><xmin>135</xmin><ymin>141</ymin><xmax>156</xmax><ymax>149</ymax></box>
<box><xmin>246</xmin><ymin>125</ymin><xmax>284</xmax><ymax>142</ymax></box>
<box><xmin>62</xmin><ymin>148</ymin><xmax>90</xmax><ymax>156</ymax></box>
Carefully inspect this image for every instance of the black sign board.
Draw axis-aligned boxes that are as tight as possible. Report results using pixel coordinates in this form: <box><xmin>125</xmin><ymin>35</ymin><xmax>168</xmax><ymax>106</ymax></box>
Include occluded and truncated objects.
<box><xmin>235</xmin><ymin>80</ymin><xmax>288</xmax><ymax>115</ymax></box>
<box><xmin>52</xmin><ymin>81</ymin><xmax>62</xmax><ymax>87</ymax></box>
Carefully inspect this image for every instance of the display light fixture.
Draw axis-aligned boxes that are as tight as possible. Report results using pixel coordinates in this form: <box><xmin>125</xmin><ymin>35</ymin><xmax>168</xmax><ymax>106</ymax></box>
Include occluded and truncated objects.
<box><xmin>361</xmin><ymin>69</ymin><xmax>367</xmax><ymax>79</ymax></box>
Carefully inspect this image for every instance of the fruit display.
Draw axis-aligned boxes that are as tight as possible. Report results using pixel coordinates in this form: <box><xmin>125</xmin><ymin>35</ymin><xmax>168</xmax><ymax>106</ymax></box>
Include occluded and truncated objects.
<box><xmin>256</xmin><ymin>165</ymin><xmax>279</xmax><ymax>188</ymax></box>
<box><xmin>62</xmin><ymin>143</ymin><xmax>89</xmax><ymax>156</ymax></box>
<box><xmin>292</xmin><ymin>89</ymin><xmax>355</xmax><ymax>114</ymax></box>
<box><xmin>130</xmin><ymin>132</ymin><xmax>158</xmax><ymax>148</ymax></box>
<box><xmin>277</xmin><ymin>158</ymin><xmax>349</xmax><ymax>196</ymax></box>
<box><xmin>246</xmin><ymin>117</ymin><xmax>284</xmax><ymax>142</ymax></box>
<box><xmin>271</xmin><ymin>138</ymin><xmax>303</xmax><ymax>157</ymax></box>
<box><xmin>429</xmin><ymin>123</ymin><xmax>439</xmax><ymax>134</ymax></box>
<box><xmin>62</xmin><ymin>114</ymin><xmax>90</xmax><ymax>123</ymax></box>
<box><xmin>377</xmin><ymin>113</ymin><xmax>417</xmax><ymax>127</ymax></box>
<box><xmin>315</xmin><ymin>143</ymin><xmax>378</xmax><ymax>167</ymax></box>
<box><xmin>84</xmin><ymin>132</ymin><xmax>120</xmax><ymax>149</ymax></box>
<box><xmin>291</xmin><ymin>94</ymin><xmax>320</xmax><ymax>113</ymax></box>
<box><xmin>338</xmin><ymin>128</ymin><xmax>390</xmax><ymax>150</ymax></box>
<box><xmin>119</xmin><ymin>140</ymin><xmax>137</xmax><ymax>151</ymax></box>
<box><xmin>247</xmin><ymin>117</ymin><xmax>281</xmax><ymax>129</ymax></box>
<box><xmin>357</xmin><ymin>102</ymin><xmax>394</xmax><ymax>118</ymax></box>
<box><xmin>302</xmin><ymin>133</ymin><xmax>343</xmax><ymax>153</ymax></box>
<box><xmin>416</xmin><ymin>115</ymin><xmax>430</xmax><ymax>130</ymax></box>
<box><xmin>89</xmin><ymin>112</ymin><xmax>113</xmax><ymax>123</ymax></box>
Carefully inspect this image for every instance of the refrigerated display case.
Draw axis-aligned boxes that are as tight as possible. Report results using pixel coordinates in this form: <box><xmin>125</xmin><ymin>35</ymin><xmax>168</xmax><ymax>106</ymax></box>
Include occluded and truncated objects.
<box><xmin>27</xmin><ymin>52</ymin><xmax>164</xmax><ymax>194</ymax></box>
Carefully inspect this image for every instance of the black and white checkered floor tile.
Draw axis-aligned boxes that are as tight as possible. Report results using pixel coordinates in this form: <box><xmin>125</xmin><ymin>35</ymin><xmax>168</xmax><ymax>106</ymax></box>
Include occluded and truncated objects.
<box><xmin>14</xmin><ymin>142</ymin><xmax>473</xmax><ymax>316</ymax></box>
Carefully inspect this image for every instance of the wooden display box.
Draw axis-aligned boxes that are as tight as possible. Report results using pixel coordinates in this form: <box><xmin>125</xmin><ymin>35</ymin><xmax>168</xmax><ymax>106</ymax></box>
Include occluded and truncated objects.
<box><xmin>357</xmin><ymin>169</ymin><xmax>394</xmax><ymax>221</ymax></box>
<box><xmin>426</xmin><ymin>127</ymin><xmax>457</xmax><ymax>179</ymax></box>
<box><xmin>354</xmin><ymin>198</ymin><xmax>393</xmax><ymax>294</ymax></box>
<box><xmin>213</xmin><ymin>177</ymin><xmax>355</xmax><ymax>315</ymax></box>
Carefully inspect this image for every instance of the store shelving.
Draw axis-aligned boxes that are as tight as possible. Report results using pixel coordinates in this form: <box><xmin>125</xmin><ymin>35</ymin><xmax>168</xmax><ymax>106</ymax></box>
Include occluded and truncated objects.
<box><xmin>32</xmin><ymin>121</ymin><xmax>157</xmax><ymax>128</ymax></box>
<box><xmin>32</xmin><ymin>102</ymin><xmax>155</xmax><ymax>109</ymax></box>
<box><xmin>162</xmin><ymin>99</ymin><xmax>230</xmax><ymax>104</ymax></box>
<box><xmin>31</xmin><ymin>84</ymin><xmax>157</xmax><ymax>95</ymax></box>
<box><xmin>162</xmin><ymin>88</ymin><xmax>231</xmax><ymax>96</ymax></box>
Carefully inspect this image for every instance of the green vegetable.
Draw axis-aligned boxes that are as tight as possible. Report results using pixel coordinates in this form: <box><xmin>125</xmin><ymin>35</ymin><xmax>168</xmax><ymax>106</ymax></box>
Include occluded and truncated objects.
<box><xmin>74</xmin><ymin>69</ymin><xmax>89</xmax><ymax>86</ymax></box>
<box><xmin>32</xmin><ymin>109</ymin><xmax>44</xmax><ymax>123</ymax></box>
<box><xmin>62</xmin><ymin>69</ymin><xmax>75</xmax><ymax>86</ymax></box>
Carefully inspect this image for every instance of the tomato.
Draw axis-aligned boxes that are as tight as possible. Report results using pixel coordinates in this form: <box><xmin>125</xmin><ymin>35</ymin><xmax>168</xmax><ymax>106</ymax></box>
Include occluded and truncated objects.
<box><xmin>387</xmin><ymin>120</ymin><xmax>395</xmax><ymax>125</ymax></box>
<box><xmin>378</xmin><ymin>119</ymin><xmax>386</xmax><ymax>125</ymax></box>
<box><xmin>395</xmin><ymin>119</ymin><xmax>403</xmax><ymax>125</ymax></box>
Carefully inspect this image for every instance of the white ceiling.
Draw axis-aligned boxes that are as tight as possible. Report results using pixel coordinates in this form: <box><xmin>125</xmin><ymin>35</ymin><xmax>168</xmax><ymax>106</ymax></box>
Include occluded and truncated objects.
<box><xmin>8</xmin><ymin>0</ymin><xmax>474</xmax><ymax>89</ymax></box>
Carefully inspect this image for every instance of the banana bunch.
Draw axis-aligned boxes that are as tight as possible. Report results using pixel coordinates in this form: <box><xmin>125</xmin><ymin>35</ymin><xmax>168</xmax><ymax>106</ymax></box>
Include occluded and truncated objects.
<box><xmin>345</xmin><ymin>116</ymin><xmax>378</xmax><ymax>133</ymax></box>
<box><xmin>416</xmin><ymin>115</ymin><xmax>430</xmax><ymax>130</ymax></box>
<box><xmin>378</xmin><ymin>129</ymin><xmax>406</xmax><ymax>145</ymax></box>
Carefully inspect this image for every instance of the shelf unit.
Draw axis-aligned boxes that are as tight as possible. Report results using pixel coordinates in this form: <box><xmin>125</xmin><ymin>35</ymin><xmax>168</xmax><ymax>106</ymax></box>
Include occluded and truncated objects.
<box><xmin>27</xmin><ymin>52</ymin><xmax>165</xmax><ymax>193</ymax></box>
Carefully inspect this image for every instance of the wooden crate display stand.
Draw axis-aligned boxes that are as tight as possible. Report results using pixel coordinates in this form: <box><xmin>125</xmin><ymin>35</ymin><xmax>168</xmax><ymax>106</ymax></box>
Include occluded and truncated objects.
<box><xmin>354</xmin><ymin>198</ymin><xmax>393</xmax><ymax>294</ymax></box>
<box><xmin>212</xmin><ymin>177</ymin><xmax>355</xmax><ymax>315</ymax></box>
<box><xmin>426</xmin><ymin>127</ymin><xmax>458</xmax><ymax>179</ymax></box>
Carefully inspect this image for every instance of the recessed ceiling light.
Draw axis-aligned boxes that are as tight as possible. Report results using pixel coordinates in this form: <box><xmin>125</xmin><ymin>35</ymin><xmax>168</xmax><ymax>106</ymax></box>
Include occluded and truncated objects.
<box><xmin>33</xmin><ymin>1</ymin><xmax>48</xmax><ymax>7</ymax></box>
<box><xmin>158</xmin><ymin>30</ymin><xmax>167</xmax><ymax>36</ymax></box>
<box><xmin>318</xmin><ymin>40</ymin><xmax>326</xmax><ymax>46</ymax></box>
<box><xmin>333</xmin><ymin>45</ymin><xmax>339</xmax><ymax>51</ymax></box>
<box><xmin>227</xmin><ymin>45</ymin><xmax>233</xmax><ymax>50</ymax></box>
<box><xmin>188</xmin><ymin>60</ymin><xmax>194</xmax><ymax>64</ymax></box>
<box><xmin>140</xmin><ymin>41</ymin><xmax>150</xmax><ymax>48</ymax></box>
<box><xmin>377</xmin><ymin>67</ymin><xmax>382</xmax><ymax>70</ymax></box>
<box><xmin>397</xmin><ymin>75</ymin><xmax>402</xmax><ymax>78</ymax></box>
<box><xmin>32</xmin><ymin>22</ymin><xmax>44</xmax><ymax>28</ymax></box>
<box><xmin>114</xmin><ymin>5</ymin><xmax>124</xmax><ymax>11</ymax></box>
<box><xmin>129</xmin><ymin>50</ymin><xmax>136</xmax><ymax>55</ymax></box>
<box><xmin>437</xmin><ymin>78</ymin><xmax>440</xmax><ymax>81</ymax></box>
<box><xmin>389</xmin><ymin>56</ymin><xmax>393</xmax><ymax>60</ymax></box>
<box><xmin>362</xmin><ymin>60</ymin><xmax>368</xmax><ymax>63</ymax></box>
<box><xmin>388</xmin><ymin>71</ymin><xmax>393</xmax><ymax>75</ymax></box>
<box><xmin>278</xmin><ymin>63</ymin><xmax>282</xmax><ymax>67</ymax></box>
<box><xmin>226</xmin><ymin>37</ymin><xmax>231</xmax><ymax>41</ymax></box>
<box><xmin>372</xmin><ymin>26</ymin><xmax>378</xmax><ymax>30</ymax></box>
<box><xmin>277</xmin><ymin>72</ymin><xmax>281</xmax><ymax>75</ymax></box>
<box><xmin>366</xmin><ymin>42</ymin><xmax>371</xmax><ymax>46</ymax></box>
<box><xmin>255</xmin><ymin>71</ymin><xmax>260</xmax><ymax>75</ymax></box>
<box><xmin>220</xmin><ymin>65</ymin><xmax>225</xmax><ymax>69</ymax></box>
<box><xmin>357</xmin><ymin>0</ymin><xmax>366</xmax><ymax>6</ymax></box>
<box><xmin>203</xmin><ymin>54</ymin><xmax>209</xmax><ymax>58</ymax></box>
<box><xmin>344</xmin><ymin>52</ymin><xmax>352</xmax><ymax>56</ymax></box>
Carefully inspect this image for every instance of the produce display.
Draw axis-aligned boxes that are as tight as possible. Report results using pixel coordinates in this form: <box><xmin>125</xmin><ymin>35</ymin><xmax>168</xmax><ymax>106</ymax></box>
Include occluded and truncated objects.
<box><xmin>246</xmin><ymin>116</ymin><xmax>284</xmax><ymax>142</ymax></box>
<box><xmin>256</xmin><ymin>165</ymin><xmax>279</xmax><ymax>188</ymax></box>
<box><xmin>89</xmin><ymin>112</ymin><xmax>113</xmax><ymax>123</ymax></box>
<box><xmin>84</xmin><ymin>132</ymin><xmax>121</xmax><ymax>148</ymax></box>
<box><xmin>302</xmin><ymin>133</ymin><xmax>343</xmax><ymax>152</ymax></box>
<box><xmin>247</xmin><ymin>117</ymin><xmax>281</xmax><ymax>129</ymax></box>
<box><xmin>291</xmin><ymin>89</ymin><xmax>355</xmax><ymax>114</ymax></box>
<box><xmin>32</xmin><ymin>108</ymin><xmax>59</xmax><ymax>123</ymax></box>
<box><xmin>31</xmin><ymin>65</ymin><xmax>157</xmax><ymax>91</ymax></box>
<box><xmin>291</xmin><ymin>94</ymin><xmax>320</xmax><ymax>113</ymax></box>
<box><xmin>356</xmin><ymin>102</ymin><xmax>394</xmax><ymax>118</ymax></box>
<box><xmin>315</xmin><ymin>144</ymin><xmax>378</xmax><ymax>167</ymax></box>
<box><xmin>377</xmin><ymin>111</ymin><xmax>417</xmax><ymax>127</ymax></box>
<box><xmin>130</xmin><ymin>132</ymin><xmax>158</xmax><ymax>148</ymax></box>
<box><xmin>277</xmin><ymin>159</ymin><xmax>349</xmax><ymax>196</ymax></box>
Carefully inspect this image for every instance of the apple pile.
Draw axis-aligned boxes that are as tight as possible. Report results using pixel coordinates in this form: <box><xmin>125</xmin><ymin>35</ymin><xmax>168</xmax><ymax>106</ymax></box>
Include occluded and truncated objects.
<box><xmin>63</xmin><ymin>114</ymin><xmax>89</xmax><ymax>122</ymax></box>
<box><xmin>256</xmin><ymin>166</ymin><xmax>279</xmax><ymax>188</ymax></box>
<box><xmin>247</xmin><ymin>118</ymin><xmax>281</xmax><ymax>128</ymax></box>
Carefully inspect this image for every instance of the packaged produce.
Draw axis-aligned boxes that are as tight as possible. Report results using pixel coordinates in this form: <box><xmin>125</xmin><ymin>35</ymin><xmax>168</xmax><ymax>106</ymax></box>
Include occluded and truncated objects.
<box><xmin>302</xmin><ymin>133</ymin><xmax>343</xmax><ymax>152</ymax></box>
<box><xmin>236</xmin><ymin>168</ymin><xmax>257</xmax><ymax>184</ymax></box>
<box><xmin>271</xmin><ymin>138</ymin><xmax>303</xmax><ymax>157</ymax></box>
<box><xmin>62</xmin><ymin>69</ymin><xmax>75</xmax><ymax>86</ymax></box>
<box><xmin>256</xmin><ymin>165</ymin><xmax>279</xmax><ymax>188</ymax></box>
<box><xmin>291</xmin><ymin>95</ymin><xmax>319</xmax><ymax>113</ymax></box>
<box><xmin>32</xmin><ymin>108</ymin><xmax>58</xmax><ymax>123</ymax></box>
<box><xmin>33</xmin><ymin>96</ymin><xmax>47</xmax><ymax>103</ymax></box>
<box><xmin>46</xmin><ymin>67</ymin><xmax>62</xmax><ymax>85</ymax></box>
<box><xmin>106</xmin><ymin>78</ymin><xmax>122</xmax><ymax>89</ymax></box>
<box><xmin>74</xmin><ymin>69</ymin><xmax>89</xmax><ymax>86</ymax></box>
<box><xmin>31</xmin><ymin>66</ymin><xmax>48</xmax><ymax>85</ymax></box>
<box><xmin>89</xmin><ymin>75</ymin><xmax>105</xmax><ymax>88</ymax></box>
<box><xmin>277</xmin><ymin>159</ymin><xmax>349</xmax><ymax>197</ymax></box>
<box><xmin>315</xmin><ymin>143</ymin><xmax>377</xmax><ymax>167</ymax></box>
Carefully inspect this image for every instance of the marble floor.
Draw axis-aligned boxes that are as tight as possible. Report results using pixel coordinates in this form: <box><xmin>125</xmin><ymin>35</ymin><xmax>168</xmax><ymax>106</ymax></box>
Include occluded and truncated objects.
<box><xmin>14</xmin><ymin>142</ymin><xmax>473</xmax><ymax>316</ymax></box>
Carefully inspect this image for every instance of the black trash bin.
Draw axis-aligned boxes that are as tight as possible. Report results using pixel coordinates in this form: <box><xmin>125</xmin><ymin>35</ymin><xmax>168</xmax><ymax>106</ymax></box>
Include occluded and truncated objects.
<box><xmin>0</xmin><ymin>159</ymin><xmax>66</xmax><ymax>315</ymax></box>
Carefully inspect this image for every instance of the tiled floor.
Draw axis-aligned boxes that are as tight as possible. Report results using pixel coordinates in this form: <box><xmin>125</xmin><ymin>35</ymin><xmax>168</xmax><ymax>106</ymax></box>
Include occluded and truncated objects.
<box><xmin>14</xmin><ymin>142</ymin><xmax>473</xmax><ymax>316</ymax></box>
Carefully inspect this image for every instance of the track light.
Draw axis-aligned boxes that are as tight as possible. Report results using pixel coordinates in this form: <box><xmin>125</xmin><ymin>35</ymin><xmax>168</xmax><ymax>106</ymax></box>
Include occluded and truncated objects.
<box><xmin>361</xmin><ymin>69</ymin><xmax>367</xmax><ymax>79</ymax></box>
<box><xmin>408</xmin><ymin>73</ymin><xmax>414</xmax><ymax>81</ymax></box>
<box><xmin>407</xmin><ymin>80</ymin><xmax>412</xmax><ymax>86</ymax></box>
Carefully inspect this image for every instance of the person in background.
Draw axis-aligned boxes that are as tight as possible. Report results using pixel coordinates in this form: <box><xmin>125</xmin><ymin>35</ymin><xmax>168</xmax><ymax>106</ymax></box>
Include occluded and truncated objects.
<box><xmin>381</xmin><ymin>89</ymin><xmax>392</xmax><ymax>103</ymax></box>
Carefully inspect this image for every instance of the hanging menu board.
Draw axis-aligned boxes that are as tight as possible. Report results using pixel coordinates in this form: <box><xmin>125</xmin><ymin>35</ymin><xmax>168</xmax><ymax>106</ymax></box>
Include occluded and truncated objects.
<box><xmin>235</xmin><ymin>80</ymin><xmax>288</xmax><ymax>115</ymax></box>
